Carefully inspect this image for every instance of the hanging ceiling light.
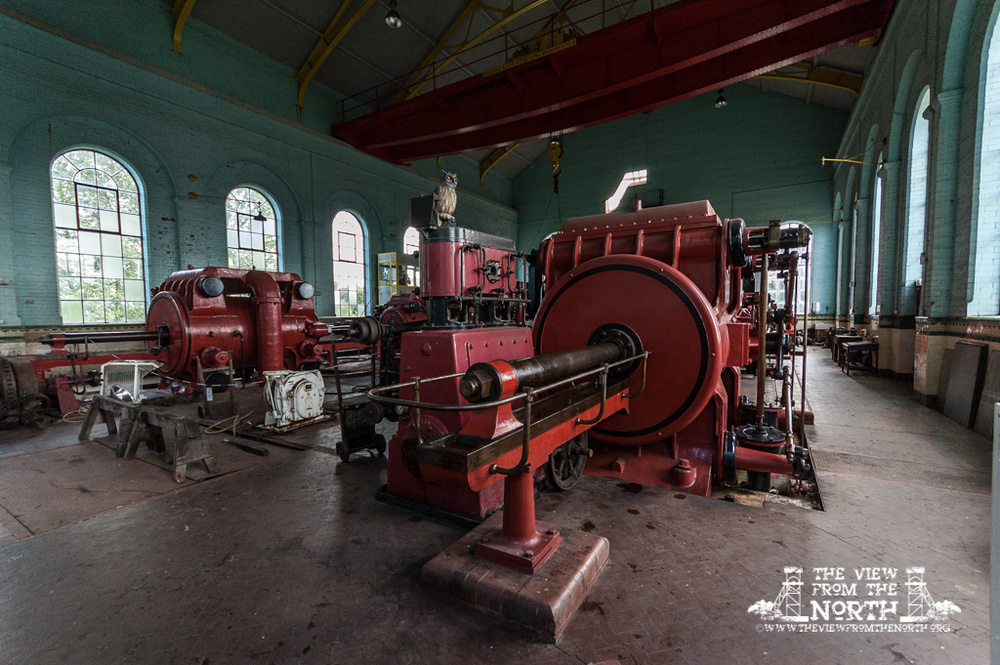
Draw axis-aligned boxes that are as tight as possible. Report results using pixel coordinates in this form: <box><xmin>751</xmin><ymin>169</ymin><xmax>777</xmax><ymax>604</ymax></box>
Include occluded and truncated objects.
<box><xmin>252</xmin><ymin>203</ymin><xmax>268</xmax><ymax>222</ymax></box>
<box><xmin>385</xmin><ymin>0</ymin><xmax>402</xmax><ymax>28</ymax></box>
<box><xmin>714</xmin><ymin>88</ymin><xmax>728</xmax><ymax>108</ymax></box>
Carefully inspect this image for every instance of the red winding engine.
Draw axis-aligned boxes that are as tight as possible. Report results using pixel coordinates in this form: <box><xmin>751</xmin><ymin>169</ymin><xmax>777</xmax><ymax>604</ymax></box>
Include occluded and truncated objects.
<box><xmin>146</xmin><ymin>267</ymin><xmax>330</xmax><ymax>389</ymax></box>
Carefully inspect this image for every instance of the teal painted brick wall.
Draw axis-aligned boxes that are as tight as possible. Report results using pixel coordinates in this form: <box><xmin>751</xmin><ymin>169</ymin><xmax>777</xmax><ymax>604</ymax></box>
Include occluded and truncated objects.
<box><xmin>511</xmin><ymin>85</ymin><xmax>847</xmax><ymax>315</ymax></box>
<box><xmin>0</xmin><ymin>12</ymin><xmax>517</xmax><ymax>326</ymax></box>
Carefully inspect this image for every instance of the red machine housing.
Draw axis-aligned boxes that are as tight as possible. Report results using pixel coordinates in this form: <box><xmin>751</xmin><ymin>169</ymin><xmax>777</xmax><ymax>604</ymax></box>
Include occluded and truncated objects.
<box><xmin>535</xmin><ymin>200</ymin><xmax>749</xmax><ymax>496</ymax></box>
<box><xmin>382</xmin><ymin>225</ymin><xmax>531</xmax><ymax>517</ymax></box>
<box><xmin>147</xmin><ymin>267</ymin><xmax>329</xmax><ymax>385</ymax></box>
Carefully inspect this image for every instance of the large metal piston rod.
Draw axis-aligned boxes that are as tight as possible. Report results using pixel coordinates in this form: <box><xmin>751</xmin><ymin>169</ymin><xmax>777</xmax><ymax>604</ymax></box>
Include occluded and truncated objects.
<box><xmin>459</xmin><ymin>342</ymin><xmax>627</xmax><ymax>404</ymax></box>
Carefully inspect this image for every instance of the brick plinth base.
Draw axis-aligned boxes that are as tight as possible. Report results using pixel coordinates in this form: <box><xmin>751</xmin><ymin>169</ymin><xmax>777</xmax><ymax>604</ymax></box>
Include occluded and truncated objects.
<box><xmin>421</xmin><ymin>512</ymin><xmax>610</xmax><ymax>642</ymax></box>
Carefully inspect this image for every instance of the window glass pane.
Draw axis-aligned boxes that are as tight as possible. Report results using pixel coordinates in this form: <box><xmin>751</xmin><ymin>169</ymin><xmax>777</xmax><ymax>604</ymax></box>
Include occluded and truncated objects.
<box><xmin>99</xmin><ymin>209</ymin><xmax>119</xmax><ymax>233</ymax></box>
<box><xmin>78</xmin><ymin>231</ymin><xmax>101</xmax><ymax>255</ymax></box>
<box><xmin>53</xmin><ymin>204</ymin><xmax>77</xmax><ymax>229</ymax></box>
<box><xmin>52</xmin><ymin>157</ymin><xmax>76</xmax><ymax>180</ymax></box>
<box><xmin>103</xmin><ymin>257</ymin><xmax>124</xmax><ymax>280</ymax></box>
<box><xmin>59</xmin><ymin>277</ymin><xmax>81</xmax><ymax>300</ymax></box>
<box><xmin>104</xmin><ymin>278</ymin><xmax>124</xmax><ymax>300</ymax></box>
<box><xmin>114</xmin><ymin>171</ymin><xmax>137</xmax><ymax>192</ymax></box>
<box><xmin>120</xmin><ymin>191</ymin><xmax>139</xmax><ymax>215</ymax></box>
<box><xmin>120</xmin><ymin>214</ymin><xmax>141</xmax><ymax>236</ymax></box>
<box><xmin>75</xmin><ymin>169</ymin><xmax>97</xmax><ymax>186</ymax></box>
<box><xmin>52</xmin><ymin>180</ymin><xmax>75</xmax><ymax>204</ymax></box>
<box><xmin>77</xmin><ymin>185</ymin><xmax>98</xmax><ymax>208</ymax></box>
<box><xmin>102</xmin><ymin>234</ymin><xmax>122</xmax><ymax>257</ymax></box>
<box><xmin>123</xmin><ymin>259</ymin><xmax>143</xmax><ymax>280</ymax></box>
<box><xmin>61</xmin><ymin>301</ymin><xmax>84</xmax><ymax>324</ymax></box>
<box><xmin>56</xmin><ymin>229</ymin><xmax>78</xmax><ymax>253</ymax></box>
<box><xmin>126</xmin><ymin>302</ymin><xmax>145</xmax><ymax>322</ymax></box>
<box><xmin>125</xmin><ymin>279</ymin><xmax>145</xmax><ymax>301</ymax></box>
<box><xmin>251</xmin><ymin>233</ymin><xmax>263</xmax><ymax>251</ymax></box>
<box><xmin>95</xmin><ymin>172</ymin><xmax>116</xmax><ymax>189</ymax></box>
<box><xmin>81</xmin><ymin>256</ymin><xmax>102</xmax><ymax>277</ymax></box>
<box><xmin>83</xmin><ymin>301</ymin><xmax>105</xmax><ymax>323</ymax></box>
<box><xmin>65</xmin><ymin>150</ymin><xmax>95</xmax><ymax>171</ymax></box>
<box><xmin>106</xmin><ymin>301</ymin><xmax>126</xmax><ymax>323</ymax></box>
<box><xmin>123</xmin><ymin>237</ymin><xmax>142</xmax><ymax>258</ymax></box>
<box><xmin>98</xmin><ymin>190</ymin><xmax>117</xmax><ymax>211</ymax></box>
<box><xmin>79</xmin><ymin>208</ymin><xmax>100</xmax><ymax>230</ymax></box>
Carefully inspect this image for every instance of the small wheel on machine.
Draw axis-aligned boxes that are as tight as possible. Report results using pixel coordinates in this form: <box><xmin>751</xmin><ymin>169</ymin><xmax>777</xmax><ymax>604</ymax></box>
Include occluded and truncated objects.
<box><xmin>17</xmin><ymin>394</ymin><xmax>50</xmax><ymax>427</ymax></box>
<box><xmin>545</xmin><ymin>433</ymin><xmax>589</xmax><ymax>491</ymax></box>
<box><xmin>336</xmin><ymin>441</ymin><xmax>351</xmax><ymax>463</ymax></box>
<box><xmin>0</xmin><ymin>400</ymin><xmax>20</xmax><ymax>430</ymax></box>
<box><xmin>374</xmin><ymin>434</ymin><xmax>386</xmax><ymax>455</ymax></box>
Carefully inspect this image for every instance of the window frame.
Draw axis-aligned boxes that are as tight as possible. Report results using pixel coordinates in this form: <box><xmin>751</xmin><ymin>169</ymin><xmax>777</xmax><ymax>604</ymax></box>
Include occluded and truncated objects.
<box><xmin>50</xmin><ymin>148</ymin><xmax>146</xmax><ymax>325</ymax></box>
<box><xmin>225</xmin><ymin>186</ymin><xmax>280</xmax><ymax>272</ymax></box>
<box><xmin>331</xmin><ymin>210</ymin><xmax>368</xmax><ymax>317</ymax></box>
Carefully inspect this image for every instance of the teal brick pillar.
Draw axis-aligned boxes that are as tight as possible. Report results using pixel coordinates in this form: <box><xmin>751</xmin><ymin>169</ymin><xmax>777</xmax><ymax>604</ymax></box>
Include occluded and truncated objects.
<box><xmin>926</xmin><ymin>90</ymin><xmax>962</xmax><ymax>318</ymax></box>
<box><xmin>0</xmin><ymin>163</ymin><xmax>23</xmax><ymax>327</ymax></box>
<box><xmin>878</xmin><ymin>160</ymin><xmax>902</xmax><ymax>316</ymax></box>
<box><xmin>852</xmin><ymin>197</ymin><xmax>871</xmax><ymax>321</ymax></box>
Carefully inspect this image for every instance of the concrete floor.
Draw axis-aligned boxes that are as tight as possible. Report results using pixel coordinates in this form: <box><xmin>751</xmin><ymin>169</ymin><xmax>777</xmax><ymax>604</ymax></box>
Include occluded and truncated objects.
<box><xmin>0</xmin><ymin>349</ymin><xmax>990</xmax><ymax>664</ymax></box>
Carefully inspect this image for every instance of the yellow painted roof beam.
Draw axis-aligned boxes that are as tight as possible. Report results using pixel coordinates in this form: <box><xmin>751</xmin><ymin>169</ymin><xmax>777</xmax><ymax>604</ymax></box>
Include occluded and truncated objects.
<box><xmin>757</xmin><ymin>63</ymin><xmax>863</xmax><ymax>96</ymax></box>
<box><xmin>172</xmin><ymin>0</ymin><xmax>198</xmax><ymax>53</ymax></box>
<box><xmin>480</xmin><ymin>144</ymin><xmax>520</xmax><ymax>183</ymax></box>
<box><xmin>297</xmin><ymin>0</ymin><xmax>376</xmax><ymax>109</ymax></box>
<box><xmin>394</xmin><ymin>0</ymin><xmax>551</xmax><ymax>104</ymax></box>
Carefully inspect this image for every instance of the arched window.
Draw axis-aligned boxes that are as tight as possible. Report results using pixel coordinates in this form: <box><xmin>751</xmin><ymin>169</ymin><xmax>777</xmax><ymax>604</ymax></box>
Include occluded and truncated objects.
<box><xmin>402</xmin><ymin>226</ymin><xmax>420</xmax><ymax>288</ymax></box>
<box><xmin>51</xmin><ymin>149</ymin><xmax>145</xmax><ymax>324</ymax></box>
<box><xmin>403</xmin><ymin>226</ymin><xmax>420</xmax><ymax>255</ymax></box>
<box><xmin>332</xmin><ymin>211</ymin><xmax>367</xmax><ymax>316</ymax></box>
<box><xmin>972</xmin><ymin>14</ymin><xmax>1000</xmax><ymax>315</ymax></box>
<box><xmin>904</xmin><ymin>87</ymin><xmax>931</xmax><ymax>314</ymax></box>
<box><xmin>870</xmin><ymin>154</ymin><xmax>884</xmax><ymax>314</ymax></box>
<box><xmin>226</xmin><ymin>187</ymin><xmax>278</xmax><ymax>271</ymax></box>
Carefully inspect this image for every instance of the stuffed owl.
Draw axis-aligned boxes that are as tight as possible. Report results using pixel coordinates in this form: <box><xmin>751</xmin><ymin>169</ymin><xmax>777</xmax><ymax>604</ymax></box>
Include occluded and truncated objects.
<box><xmin>432</xmin><ymin>171</ymin><xmax>457</xmax><ymax>227</ymax></box>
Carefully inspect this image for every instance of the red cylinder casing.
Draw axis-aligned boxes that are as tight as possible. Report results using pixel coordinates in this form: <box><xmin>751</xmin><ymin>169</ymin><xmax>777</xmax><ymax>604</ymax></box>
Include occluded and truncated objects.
<box><xmin>419</xmin><ymin>226</ymin><xmax>518</xmax><ymax>298</ymax></box>
<box><xmin>534</xmin><ymin>200</ymin><xmax>750</xmax><ymax>496</ymax></box>
<box><xmin>146</xmin><ymin>267</ymin><xmax>328</xmax><ymax>383</ymax></box>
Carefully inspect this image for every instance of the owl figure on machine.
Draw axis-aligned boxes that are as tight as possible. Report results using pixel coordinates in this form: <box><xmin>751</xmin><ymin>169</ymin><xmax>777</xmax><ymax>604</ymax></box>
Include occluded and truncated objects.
<box><xmin>432</xmin><ymin>171</ymin><xmax>457</xmax><ymax>227</ymax></box>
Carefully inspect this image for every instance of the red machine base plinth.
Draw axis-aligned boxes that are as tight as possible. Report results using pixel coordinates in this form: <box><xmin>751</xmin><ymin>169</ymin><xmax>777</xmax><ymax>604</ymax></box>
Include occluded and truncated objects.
<box><xmin>422</xmin><ymin>513</ymin><xmax>609</xmax><ymax>642</ymax></box>
<box><xmin>474</xmin><ymin>528</ymin><xmax>563</xmax><ymax>574</ymax></box>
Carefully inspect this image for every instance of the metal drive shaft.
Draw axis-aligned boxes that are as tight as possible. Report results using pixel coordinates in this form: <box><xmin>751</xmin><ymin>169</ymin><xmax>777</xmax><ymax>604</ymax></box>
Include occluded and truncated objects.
<box><xmin>459</xmin><ymin>343</ymin><xmax>625</xmax><ymax>403</ymax></box>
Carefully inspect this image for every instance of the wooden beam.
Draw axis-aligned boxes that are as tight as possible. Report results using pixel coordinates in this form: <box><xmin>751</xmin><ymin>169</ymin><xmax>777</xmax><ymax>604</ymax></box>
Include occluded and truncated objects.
<box><xmin>394</xmin><ymin>0</ymin><xmax>551</xmax><ymax>104</ymax></box>
<box><xmin>171</xmin><ymin>0</ymin><xmax>198</xmax><ymax>54</ymax></box>
<box><xmin>756</xmin><ymin>63</ymin><xmax>863</xmax><ymax>96</ymax></box>
<box><xmin>480</xmin><ymin>144</ymin><xmax>520</xmax><ymax>183</ymax></box>
<box><xmin>297</xmin><ymin>0</ymin><xmax>377</xmax><ymax>109</ymax></box>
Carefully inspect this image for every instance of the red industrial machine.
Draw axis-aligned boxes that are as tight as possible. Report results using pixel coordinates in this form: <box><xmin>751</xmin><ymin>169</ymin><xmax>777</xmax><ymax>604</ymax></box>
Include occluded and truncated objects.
<box><xmin>356</xmin><ymin>199</ymin><xmax>812</xmax><ymax>640</ymax></box>
<box><xmin>39</xmin><ymin>267</ymin><xmax>330</xmax><ymax>398</ymax></box>
<box><xmin>349</xmin><ymin>221</ymin><xmax>533</xmax><ymax>518</ymax></box>
<box><xmin>353</xmin><ymin>199</ymin><xmax>812</xmax><ymax>522</ymax></box>
<box><xmin>147</xmin><ymin>267</ymin><xmax>329</xmax><ymax>390</ymax></box>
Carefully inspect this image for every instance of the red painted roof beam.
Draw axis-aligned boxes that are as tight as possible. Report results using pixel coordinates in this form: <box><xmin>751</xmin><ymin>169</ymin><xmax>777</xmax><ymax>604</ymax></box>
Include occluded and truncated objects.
<box><xmin>333</xmin><ymin>0</ymin><xmax>894</xmax><ymax>163</ymax></box>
